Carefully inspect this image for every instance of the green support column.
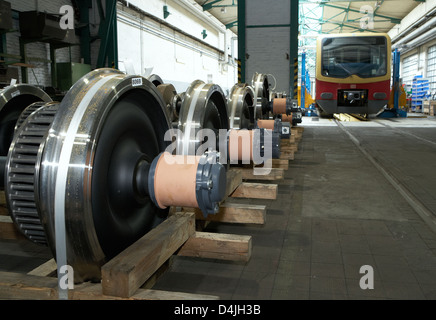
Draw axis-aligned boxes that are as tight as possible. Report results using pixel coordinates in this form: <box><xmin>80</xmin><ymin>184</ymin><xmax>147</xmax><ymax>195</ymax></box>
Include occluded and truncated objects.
<box><xmin>0</xmin><ymin>33</ymin><xmax>6</xmax><ymax>63</ymax></box>
<box><xmin>110</xmin><ymin>6</ymin><xmax>118</xmax><ymax>69</ymax></box>
<box><xmin>78</xmin><ymin>0</ymin><xmax>92</xmax><ymax>65</ymax></box>
<box><xmin>97</xmin><ymin>0</ymin><xmax>118</xmax><ymax>69</ymax></box>
<box><xmin>237</xmin><ymin>0</ymin><xmax>246</xmax><ymax>83</ymax></box>
<box><xmin>19</xmin><ymin>39</ymin><xmax>27</xmax><ymax>83</ymax></box>
<box><xmin>290</xmin><ymin>0</ymin><xmax>299</xmax><ymax>98</ymax></box>
<box><xmin>50</xmin><ymin>45</ymin><xmax>57</xmax><ymax>88</ymax></box>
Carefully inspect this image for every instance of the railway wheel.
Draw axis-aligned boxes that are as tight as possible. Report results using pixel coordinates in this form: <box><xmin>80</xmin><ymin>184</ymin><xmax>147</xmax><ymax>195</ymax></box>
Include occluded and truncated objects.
<box><xmin>228</xmin><ymin>83</ymin><xmax>255</xmax><ymax>130</ymax></box>
<box><xmin>251</xmin><ymin>73</ymin><xmax>270</xmax><ymax>121</ymax></box>
<box><xmin>6</xmin><ymin>69</ymin><xmax>171</xmax><ymax>282</ymax></box>
<box><xmin>177</xmin><ymin>80</ymin><xmax>229</xmax><ymax>155</ymax></box>
<box><xmin>0</xmin><ymin>84</ymin><xmax>51</xmax><ymax>156</ymax></box>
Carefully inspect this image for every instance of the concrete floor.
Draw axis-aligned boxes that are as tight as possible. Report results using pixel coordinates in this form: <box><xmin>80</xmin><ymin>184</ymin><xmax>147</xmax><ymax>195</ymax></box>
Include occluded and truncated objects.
<box><xmin>153</xmin><ymin>115</ymin><xmax>436</xmax><ymax>300</ymax></box>
<box><xmin>1</xmin><ymin>114</ymin><xmax>436</xmax><ymax>300</ymax></box>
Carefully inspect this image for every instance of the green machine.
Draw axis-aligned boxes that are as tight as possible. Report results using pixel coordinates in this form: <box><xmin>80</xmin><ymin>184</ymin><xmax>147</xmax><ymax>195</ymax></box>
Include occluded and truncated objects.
<box><xmin>56</xmin><ymin>62</ymin><xmax>92</xmax><ymax>92</ymax></box>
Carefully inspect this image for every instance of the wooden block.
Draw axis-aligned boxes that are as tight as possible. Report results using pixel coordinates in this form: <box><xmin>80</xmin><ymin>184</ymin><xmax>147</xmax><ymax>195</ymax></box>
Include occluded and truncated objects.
<box><xmin>291</xmin><ymin>128</ymin><xmax>303</xmax><ymax>140</ymax></box>
<box><xmin>293</xmin><ymin>126</ymin><xmax>304</xmax><ymax>132</ymax></box>
<box><xmin>281</xmin><ymin>136</ymin><xmax>296</xmax><ymax>145</ymax></box>
<box><xmin>281</xmin><ymin>145</ymin><xmax>298</xmax><ymax>153</ymax></box>
<box><xmin>231</xmin><ymin>182</ymin><xmax>277</xmax><ymax>200</ymax></box>
<box><xmin>225</xmin><ymin>168</ymin><xmax>242</xmax><ymax>199</ymax></box>
<box><xmin>191</xmin><ymin>201</ymin><xmax>266</xmax><ymax>225</ymax></box>
<box><xmin>178</xmin><ymin>232</ymin><xmax>252</xmax><ymax>262</ymax></box>
<box><xmin>272</xmin><ymin>159</ymin><xmax>289</xmax><ymax>170</ymax></box>
<box><xmin>72</xmin><ymin>282</ymin><xmax>219</xmax><ymax>300</ymax></box>
<box><xmin>101</xmin><ymin>212</ymin><xmax>195</xmax><ymax>298</ymax></box>
<box><xmin>0</xmin><ymin>191</ymin><xmax>8</xmax><ymax>216</ymax></box>
<box><xmin>240</xmin><ymin>167</ymin><xmax>284</xmax><ymax>181</ymax></box>
<box><xmin>281</xmin><ymin>138</ymin><xmax>296</xmax><ymax>145</ymax></box>
<box><xmin>28</xmin><ymin>258</ymin><xmax>57</xmax><ymax>277</ymax></box>
<box><xmin>0</xmin><ymin>206</ymin><xmax>8</xmax><ymax>216</ymax></box>
<box><xmin>0</xmin><ymin>215</ymin><xmax>24</xmax><ymax>240</ymax></box>
<box><xmin>280</xmin><ymin>151</ymin><xmax>294</xmax><ymax>161</ymax></box>
<box><xmin>128</xmin><ymin>288</ymin><xmax>219</xmax><ymax>300</ymax></box>
<box><xmin>0</xmin><ymin>271</ymin><xmax>58</xmax><ymax>300</ymax></box>
<box><xmin>0</xmin><ymin>271</ymin><xmax>219</xmax><ymax>300</ymax></box>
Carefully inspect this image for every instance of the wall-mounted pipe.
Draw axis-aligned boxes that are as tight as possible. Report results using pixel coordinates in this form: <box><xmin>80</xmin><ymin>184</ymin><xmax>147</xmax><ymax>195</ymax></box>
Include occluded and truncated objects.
<box><xmin>400</xmin><ymin>27</ymin><xmax>436</xmax><ymax>55</ymax></box>
<box><xmin>393</xmin><ymin>16</ymin><xmax>436</xmax><ymax>50</ymax></box>
<box><xmin>390</xmin><ymin>6</ymin><xmax>436</xmax><ymax>44</ymax></box>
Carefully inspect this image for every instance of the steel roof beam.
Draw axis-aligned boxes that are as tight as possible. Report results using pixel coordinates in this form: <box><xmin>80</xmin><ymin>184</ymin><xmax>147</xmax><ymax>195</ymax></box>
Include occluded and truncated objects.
<box><xmin>321</xmin><ymin>3</ymin><xmax>402</xmax><ymax>24</ymax></box>
<box><xmin>203</xmin><ymin>0</ymin><xmax>236</xmax><ymax>11</ymax></box>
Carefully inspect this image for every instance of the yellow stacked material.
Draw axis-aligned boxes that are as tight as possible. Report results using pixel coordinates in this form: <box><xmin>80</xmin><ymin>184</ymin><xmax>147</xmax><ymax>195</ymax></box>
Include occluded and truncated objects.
<box><xmin>298</xmin><ymin>86</ymin><xmax>315</xmax><ymax>109</ymax></box>
<box><xmin>387</xmin><ymin>86</ymin><xmax>407</xmax><ymax>110</ymax></box>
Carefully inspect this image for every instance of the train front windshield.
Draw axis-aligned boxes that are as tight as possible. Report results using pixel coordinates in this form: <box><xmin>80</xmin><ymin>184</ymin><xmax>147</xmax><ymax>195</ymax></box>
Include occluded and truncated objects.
<box><xmin>321</xmin><ymin>36</ymin><xmax>388</xmax><ymax>79</ymax></box>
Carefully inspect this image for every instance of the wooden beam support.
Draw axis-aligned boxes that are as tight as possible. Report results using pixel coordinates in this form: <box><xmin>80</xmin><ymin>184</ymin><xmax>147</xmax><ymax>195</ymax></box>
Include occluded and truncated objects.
<box><xmin>240</xmin><ymin>167</ymin><xmax>284</xmax><ymax>181</ymax></box>
<box><xmin>224</xmin><ymin>168</ymin><xmax>242</xmax><ymax>199</ymax></box>
<box><xmin>101</xmin><ymin>212</ymin><xmax>195</xmax><ymax>298</ymax></box>
<box><xmin>291</xmin><ymin>127</ymin><xmax>303</xmax><ymax>141</ymax></box>
<box><xmin>231</xmin><ymin>182</ymin><xmax>277</xmax><ymax>200</ymax></box>
<box><xmin>281</xmin><ymin>135</ymin><xmax>296</xmax><ymax>145</ymax></box>
<box><xmin>281</xmin><ymin>145</ymin><xmax>298</xmax><ymax>153</ymax></box>
<box><xmin>0</xmin><ymin>191</ymin><xmax>8</xmax><ymax>216</ymax></box>
<box><xmin>72</xmin><ymin>283</ymin><xmax>220</xmax><ymax>300</ymax></box>
<box><xmin>0</xmin><ymin>271</ymin><xmax>58</xmax><ymax>300</ymax></box>
<box><xmin>280</xmin><ymin>151</ymin><xmax>294</xmax><ymax>161</ymax></box>
<box><xmin>27</xmin><ymin>259</ymin><xmax>57</xmax><ymax>277</ymax></box>
<box><xmin>0</xmin><ymin>215</ymin><xmax>23</xmax><ymax>240</ymax></box>
<box><xmin>272</xmin><ymin>159</ymin><xmax>289</xmax><ymax>170</ymax></box>
<box><xmin>0</xmin><ymin>271</ymin><xmax>219</xmax><ymax>300</ymax></box>
<box><xmin>190</xmin><ymin>201</ymin><xmax>266</xmax><ymax>225</ymax></box>
<box><xmin>0</xmin><ymin>191</ymin><xmax>5</xmax><ymax>205</ymax></box>
<box><xmin>178</xmin><ymin>232</ymin><xmax>252</xmax><ymax>262</ymax></box>
<box><xmin>0</xmin><ymin>206</ymin><xmax>8</xmax><ymax>216</ymax></box>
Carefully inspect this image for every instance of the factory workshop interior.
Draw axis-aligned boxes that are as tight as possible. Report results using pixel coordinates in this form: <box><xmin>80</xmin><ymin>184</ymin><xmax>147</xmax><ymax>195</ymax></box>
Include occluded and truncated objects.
<box><xmin>1</xmin><ymin>0</ymin><xmax>436</xmax><ymax>308</ymax></box>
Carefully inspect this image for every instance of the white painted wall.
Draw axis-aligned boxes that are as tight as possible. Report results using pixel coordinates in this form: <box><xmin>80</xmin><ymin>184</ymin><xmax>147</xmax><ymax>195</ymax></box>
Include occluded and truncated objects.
<box><xmin>118</xmin><ymin>0</ymin><xmax>238</xmax><ymax>95</ymax></box>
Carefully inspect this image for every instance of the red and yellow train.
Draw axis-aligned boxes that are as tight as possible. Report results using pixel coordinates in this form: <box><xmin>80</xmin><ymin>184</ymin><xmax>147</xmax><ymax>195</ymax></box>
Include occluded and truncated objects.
<box><xmin>315</xmin><ymin>33</ymin><xmax>391</xmax><ymax>116</ymax></box>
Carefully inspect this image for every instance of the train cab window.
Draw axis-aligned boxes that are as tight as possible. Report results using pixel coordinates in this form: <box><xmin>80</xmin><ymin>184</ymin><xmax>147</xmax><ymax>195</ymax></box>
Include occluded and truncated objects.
<box><xmin>321</xmin><ymin>36</ymin><xmax>388</xmax><ymax>78</ymax></box>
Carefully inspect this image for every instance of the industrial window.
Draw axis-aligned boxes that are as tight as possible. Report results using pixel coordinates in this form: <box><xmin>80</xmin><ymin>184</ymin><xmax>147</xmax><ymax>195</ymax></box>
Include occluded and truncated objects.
<box><xmin>401</xmin><ymin>54</ymin><xmax>418</xmax><ymax>92</ymax></box>
<box><xmin>427</xmin><ymin>45</ymin><xmax>436</xmax><ymax>96</ymax></box>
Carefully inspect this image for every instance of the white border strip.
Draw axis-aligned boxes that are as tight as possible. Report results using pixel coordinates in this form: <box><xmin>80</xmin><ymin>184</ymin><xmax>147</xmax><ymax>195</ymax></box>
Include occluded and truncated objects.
<box><xmin>54</xmin><ymin>74</ymin><xmax>118</xmax><ymax>299</ymax></box>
